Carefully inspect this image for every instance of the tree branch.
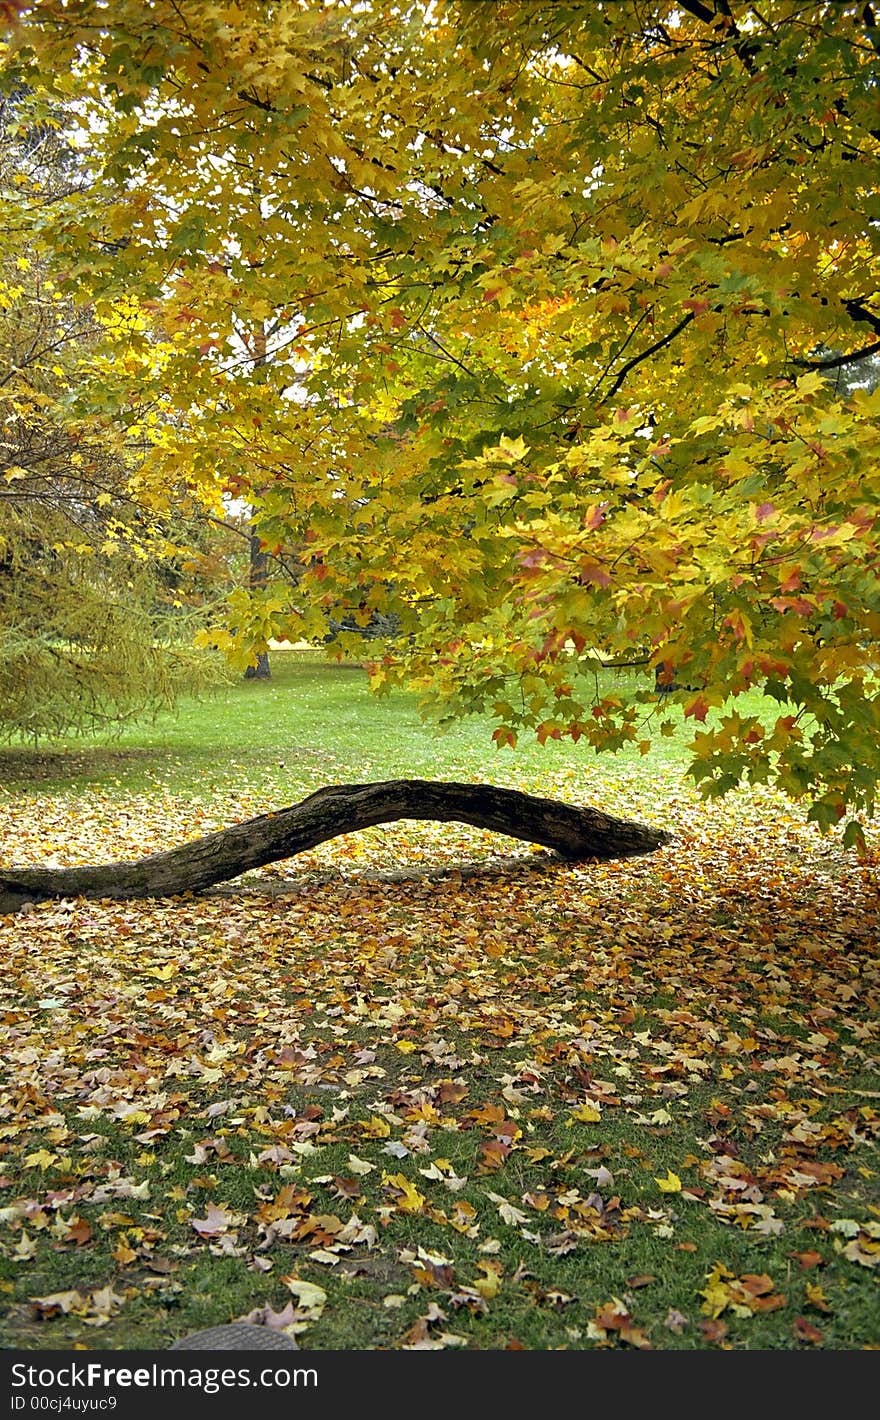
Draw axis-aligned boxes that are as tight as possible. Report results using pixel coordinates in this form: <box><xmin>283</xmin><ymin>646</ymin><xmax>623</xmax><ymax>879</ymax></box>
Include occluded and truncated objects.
<box><xmin>845</xmin><ymin>298</ymin><xmax>880</xmax><ymax>337</ymax></box>
<box><xmin>0</xmin><ymin>780</ymin><xmax>670</xmax><ymax>911</ymax></box>
<box><xmin>675</xmin><ymin>0</ymin><xmax>716</xmax><ymax>23</ymax></box>
<box><xmin>793</xmin><ymin>341</ymin><xmax>880</xmax><ymax>371</ymax></box>
<box><xmin>603</xmin><ymin>311</ymin><xmax>695</xmax><ymax>401</ymax></box>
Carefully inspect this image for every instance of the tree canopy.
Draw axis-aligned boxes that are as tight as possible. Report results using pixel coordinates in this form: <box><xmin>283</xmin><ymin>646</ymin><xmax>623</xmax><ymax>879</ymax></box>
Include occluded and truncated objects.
<box><xmin>2</xmin><ymin>1</ymin><xmax>879</xmax><ymax>828</ymax></box>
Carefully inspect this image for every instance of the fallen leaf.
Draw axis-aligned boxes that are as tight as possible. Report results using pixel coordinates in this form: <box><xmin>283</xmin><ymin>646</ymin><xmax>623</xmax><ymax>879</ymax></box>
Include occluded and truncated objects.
<box><xmin>699</xmin><ymin>1318</ymin><xmax>729</xmax><ymax>1344</ymax></box>
<box><xmin>794</xmin><ymin>1316</ymin><xmax>823</xmax><ymax>1345</ymax></box>
<box><xmin>655</xmin><ymin>1170</ymin><xmax>682</xmax><ymax>1193</ymax></box>
<box><xmin>191</xmin><ymin>1203</ymin><xmax>239</xmax><ymax>1237</ymax></box>
<box><xmin>347</xmin><ymin>1154</ymin><xmax>376</xmax><ymax>1175</ymax></box>
<box><xmin>280</xmin><ymin>1278</ymin><xmax>327</xmax><ymax>1313</ymax></box>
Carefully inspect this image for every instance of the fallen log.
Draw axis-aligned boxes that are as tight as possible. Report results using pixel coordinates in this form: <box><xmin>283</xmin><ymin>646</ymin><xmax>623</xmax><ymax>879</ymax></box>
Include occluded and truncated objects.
<box><xmin>0</xmin><ymin>779</ymin><xmax>669</xmax><ymax>913</ymax></box>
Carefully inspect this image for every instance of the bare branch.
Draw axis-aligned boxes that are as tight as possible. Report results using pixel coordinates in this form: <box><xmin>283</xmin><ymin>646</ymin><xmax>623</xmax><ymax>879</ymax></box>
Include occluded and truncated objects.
<box><xmin>603</xmin><ymin>312</ymin><xmax>696</xmax><ymax>401</ymax></box>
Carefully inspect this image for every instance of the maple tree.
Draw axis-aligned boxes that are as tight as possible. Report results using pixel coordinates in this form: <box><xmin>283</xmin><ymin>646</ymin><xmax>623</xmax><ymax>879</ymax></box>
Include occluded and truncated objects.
<box><xmin>2</xmin><ymin>0</ymin><xmax>879</xmax><ymax>832</ymax></box>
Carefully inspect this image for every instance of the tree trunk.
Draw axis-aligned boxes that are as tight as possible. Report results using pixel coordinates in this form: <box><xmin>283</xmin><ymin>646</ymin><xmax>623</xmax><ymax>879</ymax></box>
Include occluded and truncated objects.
<box><xmin>0</xmin><ymin>780</ymin><xmax>669</xmax><ymax>913</ymax></box>
<box><xmin>243</xmin><ymin>529</ymin><xmax>271</xmax><ymax>680</ymax></box>
<box><xmin>244</xmin><ymin>320</ymin><xmax>271</xmax><ymax>680</ymax></box>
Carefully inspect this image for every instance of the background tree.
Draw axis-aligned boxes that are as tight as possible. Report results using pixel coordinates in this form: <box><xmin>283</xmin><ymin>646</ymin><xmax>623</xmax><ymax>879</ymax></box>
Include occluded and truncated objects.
<box><xmin>0</xmin><ymin>85</ymin><xmax>230</xmax><ymax>738</ymax></box>
<box><xmin>4</xmin><ymin>1</ymin><xmax>879</xmax><ymax>833</ymax></box>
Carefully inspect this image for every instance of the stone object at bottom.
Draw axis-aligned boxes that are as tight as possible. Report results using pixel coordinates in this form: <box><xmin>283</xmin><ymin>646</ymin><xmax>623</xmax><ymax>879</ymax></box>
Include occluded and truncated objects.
<box><xmin>170</xmin><ymin>1322</ymin><xmax>298</xmax><ymax>1350</ymax></box>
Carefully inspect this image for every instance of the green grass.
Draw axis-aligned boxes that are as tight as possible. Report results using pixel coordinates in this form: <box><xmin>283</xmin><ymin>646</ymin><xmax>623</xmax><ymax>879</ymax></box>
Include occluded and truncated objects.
<box><xmin>0</xmin><ymin>649</ymin><xmax>770</xmax><ymax>797</ymax></box>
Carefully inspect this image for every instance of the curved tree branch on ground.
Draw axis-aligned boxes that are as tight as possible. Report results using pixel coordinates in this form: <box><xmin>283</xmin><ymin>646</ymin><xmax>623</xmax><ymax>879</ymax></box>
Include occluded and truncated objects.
<box><xmin>0</xmin><ymin>779</ymin><xmax>670</xmax><ymax>913</ymax></box>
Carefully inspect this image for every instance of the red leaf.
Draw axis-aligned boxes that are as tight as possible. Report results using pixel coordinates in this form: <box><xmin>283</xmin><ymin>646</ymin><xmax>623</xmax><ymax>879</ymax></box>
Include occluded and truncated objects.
<box><xmin>794</xmin><ymin>1316</ymin><xmax>823</xmax><ymax>1345</ymax></box>
<box><xmin>579</xmin><ymin>561</ymin><xmax>612</xmax><ymax>589</ymax></box>
<box><xmin>492</xmin><ymin>726</ymin><xmax>516</xmax><ymax>749</ymax></box>
<box><xmin>66</xmin><ymin>1218</ymin><xmax>92</xmax><ymax>1246</ymax></box>
<box><xmin>684</xmin><ymin>695</ymin><xmax>709</xmax><ymax>723</ymax></box>
<box><xmin>770</xmin><ymin>595</ymin><xmax>813</xmax><ymax>616</ymax></box>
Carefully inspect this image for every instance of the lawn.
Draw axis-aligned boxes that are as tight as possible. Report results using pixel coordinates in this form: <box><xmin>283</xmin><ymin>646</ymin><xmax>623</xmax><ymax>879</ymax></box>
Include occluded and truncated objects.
<box><xmin>0</xmin><ymin>652</ymin><xmax>877</xmax><ymax>1350</ymax></box>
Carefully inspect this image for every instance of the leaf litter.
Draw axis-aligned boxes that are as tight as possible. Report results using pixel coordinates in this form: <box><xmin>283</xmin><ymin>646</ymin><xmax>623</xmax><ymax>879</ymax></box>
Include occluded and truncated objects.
<box><xmin>0</xmin><ymin>768</ymin><xmax>878</xmax><ymax>1349</ymax></box>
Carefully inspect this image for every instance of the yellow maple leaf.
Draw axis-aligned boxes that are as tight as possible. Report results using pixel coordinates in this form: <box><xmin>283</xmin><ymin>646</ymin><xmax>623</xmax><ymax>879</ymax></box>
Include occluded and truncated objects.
<box><xmin>655</xmin><ymin>1169</ymin><xmax>682</xmax><ymax>1192</ymax></box>
<box><xmin>804</xmin><ymin>1281</ymin><xmax>832</xmax><ymax>1312</ymax></box>
<box><xmin>24</xmin><ymin>1149</ymin><xmax>58</xmax><ymax>1170</ymax></box>
<box><xmin>360</xmin><ymin>1114</ymin><xmax>391</xmax><ymax>1139</ymax></box>
<box><xmin>700</xmin><ymin>1262</ymin><xmax>734</xmax><ymax>1318</ymax></box>
<box><xmin>281</xmin><ymin>1277</ymin><xmax>327</xmax><ymax>1313</ymax></box>
<box><xmin>495</xmin><ymin>433</ymin><xmax>529</xmax><ymax>461</ymax></box>
<box><xmin>382</xmin><ymin>1172</ymin><xmax>426</xmax><ymax>1213</ymax></box>
<box><xmin>570</xmin><ymin>1103</ymin><xmax>602</xmax><ymax>1124</ymax></box>
<box><xmin>472</xmin><ymin>1261</ymin><xmax>503</xmax><ymax>1300</ymax></box>
<box><xmin>147</xmin><ymin>962</ymin><xmax>178</xmax><ymax>981</ymax></box>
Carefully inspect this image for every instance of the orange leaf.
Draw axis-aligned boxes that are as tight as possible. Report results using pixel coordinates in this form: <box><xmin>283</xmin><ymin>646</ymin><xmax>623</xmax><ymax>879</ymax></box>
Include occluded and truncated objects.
<box><xmin>794</xmin><ymin>1316</ymin><xmax>823</xmax><ymax>1345</ymax></box>
<box><xmin>684</xmin><ymin>695</ymin><xmax>709</xmax><ymax>722</ymax></box>
<box><xmin>699</xmin><ymin>1318</ymin><xmax>729</xmax><ymax>1344</ymax></box>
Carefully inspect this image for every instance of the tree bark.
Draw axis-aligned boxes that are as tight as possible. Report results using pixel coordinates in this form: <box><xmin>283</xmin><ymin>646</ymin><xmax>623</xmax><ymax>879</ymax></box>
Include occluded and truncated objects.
<box><xmin>0</xmin><ymin>779</ymin><xmax>670</xmax><ymax>913</ymax></box>
<box><xmin>243</xmin><ymin>529</ymin><xmax>271</xmax><ymax>680</ymax></box>
<box><xmin>243</xmin><ymin>320</ymin><xmax>271</xmax><ymax>681</ymax></box>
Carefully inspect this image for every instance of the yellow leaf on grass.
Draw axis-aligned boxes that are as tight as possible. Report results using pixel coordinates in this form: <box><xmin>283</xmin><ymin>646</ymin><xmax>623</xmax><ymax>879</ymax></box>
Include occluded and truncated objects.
<box><xmin>655</xmin><ymin>1170</ymin><xmax>682</xmax><ymax>1193</ymax></box>
<box><xmin>360</xmin><ymin>1115</ymin><xmax>391</xmax><ymax>1139</ymax></box>
<box><xmin>472</xmin><ymin>1261</ymin><xmax>503</xmax><ymax>1300</ymax></box>
<box><xmin>570</xmin><ymin>1103</ymin><xmax>602</xmax><ymax>1124</ymax></box>
<box><xmin>383</xmin><ymin>1172</ymin><xmax>426</xmax><ymax>1213</ymax></box>
<box><xmin>805</xmin><ymin>1282</ymin><xmax>832</xmax><ymax>1312</ymax></box>
<box><xmin>24</xmin><ymin>1150</ymin><xmax>58</xmax><ymax>1170</ymax></box>
<box><xmin>347</xmin><ymin>1154</ymin><xmax>376</xmax><ymax>1175</ymax></box>
<box><xmin>12</xmin><ymin>1232</ymin><xmax>37</xmax><ymax>1261</ymax></box>
<box><xmin>280</xmin><ymin>1278</ymin><xmax>327</xmax><ymax>1313</ymax></box>
<box><xmin>700</xmin><ymin>1262</ymin><xmax>735</xmax><ymax>1318</ymax></box>
<box><xmin>147</xmin><ymin>962</ymin><xmax>179</xmax><ymax>981</ymax></box>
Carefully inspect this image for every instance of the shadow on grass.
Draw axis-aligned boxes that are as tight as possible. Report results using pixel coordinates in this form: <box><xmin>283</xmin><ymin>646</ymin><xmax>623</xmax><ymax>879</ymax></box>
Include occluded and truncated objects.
<box><xmin>0</xmin><ymin>744</ymin><xmax>163</xmax><ymax>787</ymax></box>
<box><xmin>0</xmin><ymin>742</ymin><xmax>337</xmax><ymax>791</ymax></box>
<box><xmin>204</xmin><ymin>847</ymin><xmax>567</xmax><ymax>898</ymax></box>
